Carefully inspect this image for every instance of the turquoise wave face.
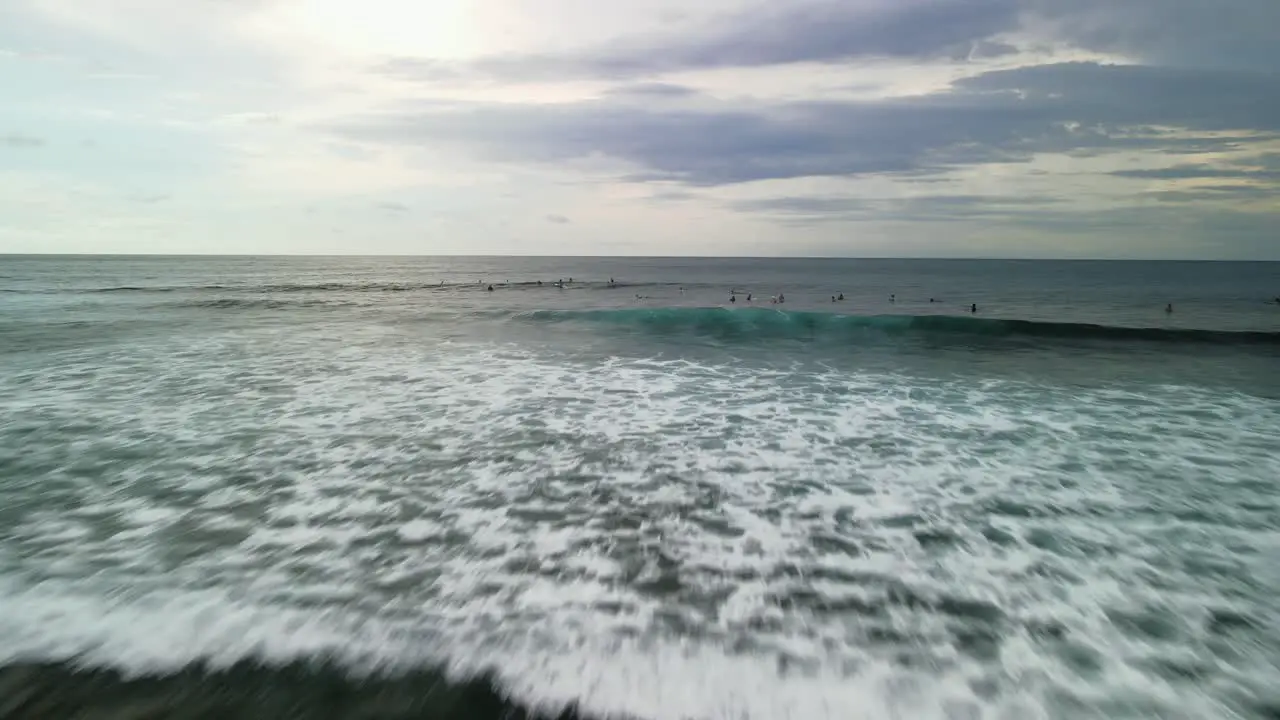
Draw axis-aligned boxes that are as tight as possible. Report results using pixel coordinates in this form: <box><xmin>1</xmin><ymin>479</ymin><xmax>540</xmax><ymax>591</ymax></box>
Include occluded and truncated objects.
<box><xmin>514</xmin><ymin>307</ymin><xmax>1280</xmax><ymax>346</ymax></box>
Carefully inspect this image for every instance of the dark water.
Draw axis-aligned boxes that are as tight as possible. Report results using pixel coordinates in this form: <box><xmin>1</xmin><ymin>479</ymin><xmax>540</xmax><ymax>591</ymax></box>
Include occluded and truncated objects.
<box><xmin>1</xmin><ymin>256</ymin><xmax>1279</xmax><ymax>720</ymax></box>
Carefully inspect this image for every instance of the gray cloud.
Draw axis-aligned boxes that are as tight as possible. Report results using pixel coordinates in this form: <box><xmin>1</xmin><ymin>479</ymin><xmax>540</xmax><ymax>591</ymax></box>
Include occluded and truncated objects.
<box><xmin>734</xmin><ymin>193</ymin><xmax>1066</xmax><ymax>224</ymax></box>
<box><xmin>1144</xmin><ymin>186</ymin><xmax>1278</xmax><ymax>203</ymax></box>
<box><xmin>334</xmin><ymin>63</ymin><xmax>1280</xmax><ymax>187</ymax></box>
<box><xmin>545</xmin><ymin>214</ymin><xmax>571</xmax><ymax>224</ymax></box>
<box><xmin>1110</xmin><ymin>164</ymin><xmax>1280</xmax><ymax>182</ymax></box>
<box><xmin>647</xmin><ymin>189</ymin><xmax>700</xmax><ymax>202</ymax></box>
<box><xmin>374</xmin><ymin>0</ymin><xmax>1280</xmax><ymax>89</ymax></box>
<box><xmin>739</xmin><ymin>193</ymin><xmax>1277</xmax><ymax>258</ymax></box>
<box><xmin>375</xmin><ymin>201</ymin><xmax>410</xmax><ymax>212</ymax></box>
<box><xmin>2</xmin><ymin>133</ymin><xmax>44</xmax><ymax>148</ymax></box>
<box><xmin>954</xmin><ymin>63</ymin><xmax>1280</xmax><ymax>132</ymax></box>
<box><xmin>1030</xmin><ymin>0</ymin><xmax>1280</xmax><ymax>72</ymax></box>
<box><xmin>379</xmin><ymin>0</ymin><xmax>1021</xmax><ymax>83</ymax></box>
<box><xmin>606</xmin><ymin>83</ymin><xmax>699</xmax><ymax>98</ymax></box>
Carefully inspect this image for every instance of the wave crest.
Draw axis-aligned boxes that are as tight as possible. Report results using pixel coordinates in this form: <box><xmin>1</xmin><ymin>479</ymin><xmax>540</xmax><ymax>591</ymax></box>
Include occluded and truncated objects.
<box><xmin>515</xmin><ymin>307</ymin><xmax>1280</xmax><ymax>346</ymax></box>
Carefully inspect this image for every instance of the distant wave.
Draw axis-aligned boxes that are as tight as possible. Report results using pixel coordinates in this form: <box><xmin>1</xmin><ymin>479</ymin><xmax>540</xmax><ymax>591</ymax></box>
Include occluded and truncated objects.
<box><xmin>0</xmin><ymin>280</ymin><xmax>679</xmax><ymax>295</ymax></box>
<box><xmin>85</xmin><ymin>282</ymin><xmax>440</xmax><ymax>294</ymax></box>
<box><xmin>514</xmin><ymin>307</ymin><xmax>1280</xmax><ymax>346</ymax></box>
<box><xmin>160</xmin><ymin>297</ymin><xmax>359</xmax><ymax>310</ymax></box>
<box><xmin>56</xmin><ymin>280</ymin><xmax>655</xmax><ymax>294</ymax></box>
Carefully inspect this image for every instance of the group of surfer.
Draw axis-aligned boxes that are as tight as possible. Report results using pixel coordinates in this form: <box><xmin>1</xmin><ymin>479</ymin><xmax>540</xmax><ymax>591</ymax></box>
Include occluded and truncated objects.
<box><xmin>486</xmin><ymin>277</ymin><xmax>578</xmax><ymax>292</ymax></box>
<box><xmin>727</xmin><ymin>291</ymin><xmax>783</xmax><ymax>304</ymax></box>
<box><xmin>477</xmin><ymin>279</ymin><xmax>1276</xmax><ymax>314</ymax></box>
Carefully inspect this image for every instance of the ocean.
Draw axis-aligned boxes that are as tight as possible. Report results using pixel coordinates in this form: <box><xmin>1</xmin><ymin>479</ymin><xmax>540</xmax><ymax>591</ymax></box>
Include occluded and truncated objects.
<box><xmin>1</xmin><ymin>255</ymin><xmax>1278</xmax><ymax>720</ymax></box>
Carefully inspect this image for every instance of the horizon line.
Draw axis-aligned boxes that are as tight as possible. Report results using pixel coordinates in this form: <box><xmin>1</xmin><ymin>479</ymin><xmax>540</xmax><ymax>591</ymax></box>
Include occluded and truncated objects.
<box><xmin>2</xmin><ymin>253</ymin><xmax>1277</xmax><ymax>263</ymax></box>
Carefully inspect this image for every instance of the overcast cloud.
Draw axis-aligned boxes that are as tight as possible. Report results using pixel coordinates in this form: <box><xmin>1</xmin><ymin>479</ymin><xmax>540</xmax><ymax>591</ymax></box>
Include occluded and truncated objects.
<box><xmin>1</xmin><ymin>0</ymin><xmax>1278</xmax><ymax>257</ymax></box>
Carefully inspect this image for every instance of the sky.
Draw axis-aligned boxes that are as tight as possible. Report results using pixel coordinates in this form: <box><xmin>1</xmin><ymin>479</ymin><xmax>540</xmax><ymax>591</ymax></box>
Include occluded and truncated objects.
<box><xmin>1</xmin><ymin>0</ymin><xmax>1278</xmax><ymax>258</ymax></box>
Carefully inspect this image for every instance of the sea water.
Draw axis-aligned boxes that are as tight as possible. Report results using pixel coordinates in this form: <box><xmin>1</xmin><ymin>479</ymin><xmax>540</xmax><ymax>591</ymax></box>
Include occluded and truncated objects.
<box><xmin>1</xmin><ymin>255</ymin><xmax>1278</xmax><ymax>719</ymax></box>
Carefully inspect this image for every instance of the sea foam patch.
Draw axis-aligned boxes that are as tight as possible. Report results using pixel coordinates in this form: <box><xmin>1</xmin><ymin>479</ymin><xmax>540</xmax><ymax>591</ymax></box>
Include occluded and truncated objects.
<box><xmin>0</xmin><ymin>330</ymin><xmax>1277</xmax><ymax>719</ymax></box>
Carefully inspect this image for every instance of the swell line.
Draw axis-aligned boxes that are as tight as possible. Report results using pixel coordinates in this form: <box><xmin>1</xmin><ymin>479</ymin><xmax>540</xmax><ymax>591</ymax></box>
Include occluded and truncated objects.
<box><xmin>512</xmin><ymin>307</ymin><xmax>1280</xmax><ymax>346</ymax></box>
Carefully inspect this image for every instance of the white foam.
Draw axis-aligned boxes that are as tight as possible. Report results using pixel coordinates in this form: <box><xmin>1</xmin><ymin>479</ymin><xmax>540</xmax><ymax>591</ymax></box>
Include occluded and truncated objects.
<box><xmin>0</xmin><ymin>332</ymin><xmax>1277</xmax><ymax>719</ymax></box>
<box><xmin>396</xmin><ymin>519</ymin><xmax>441</xmax><ymax>543</ymax></box>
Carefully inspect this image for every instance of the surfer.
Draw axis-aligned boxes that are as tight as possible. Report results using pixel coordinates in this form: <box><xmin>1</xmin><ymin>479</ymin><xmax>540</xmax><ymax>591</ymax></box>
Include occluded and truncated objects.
<box><xmin>1166</xmin><ymin>303</ymin><xmax>1173</xmax><ymax>313</ymax></box>
<box><xmin>832</xmin><ymin>296</ymin><xmax>836</xmax><ymax>302</ymax></box>
<box><xmin>730</xmin><ymin>293</ymin><xmax>737</xmax><ymax>303</ymax></box>
<box><xmin>838</xmin><ymin>293</ymin><xmax>844</xmax><ymax>301</ymax></box>
<box><xmin>970</xmin><ymin>303</ymin><xmax>977</xmax><ymax>313</ymax></box>
<box><xmin>778</xmin><ymin>293</ymin><xmax>785</xmax><ymax>304</ymax></box>
<box><xmin>746</xmin><ymin>293</ymin><xmax>752</xmax><ymax>302</ymax></box>
<box><xmin>487</xmin><ymin>285</ymin><xmax>494</xmax><ymax>292</ymax></box>
<box><xmin>890</xmin><ymin>294</ymin><xmax>895</xmax><ymax>302</ymax></box>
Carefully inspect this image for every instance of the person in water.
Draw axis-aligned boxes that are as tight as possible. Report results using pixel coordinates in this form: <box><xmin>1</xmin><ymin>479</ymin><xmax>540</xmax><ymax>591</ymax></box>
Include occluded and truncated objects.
<box><xmin>838</xmin><ymin>293</ymin><xmax>844</xmax><ymax>301</ymax></box>
<box><xmin>831</xmin><ymin>296</ymin><xmax>836</xmax><ymax>302</ymax></box>
<box><xmin>970</xmin><ymin>303</ymin><xmax>977</xmax><ymax>313</ymax></box>
<box><xmin>746</xmin><ymin>293</ymin><xmax>752</xmax><ymax>302</ymax></box>
<box><xmin>730</xmin><ymin>294</ymin><xmax>736</xmax><ymax>303</ymax></box>
<box><xmin>890</xmin><ymin>294</ymin><xmax>895</xmax><ymax>302</ymax></box>
<box><xmin>487</xmin><ymin>285</ymin><xmax>494</xmax><ymax>292</ymax></box>
<box><xmin>1166</xmin><ymin>303</ymin><xmax>1173</xmax><ymax>313</ymax></box>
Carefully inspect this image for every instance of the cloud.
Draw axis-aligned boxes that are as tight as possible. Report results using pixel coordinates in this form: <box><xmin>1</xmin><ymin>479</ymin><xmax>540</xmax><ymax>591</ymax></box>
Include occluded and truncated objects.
<box><xmin>606</xmin><ymin>82</ymin><xmax>699</xmax><ymax>98</ymax></box>
<box><xmin>378</xmin><ymin>0</ymin><xmax>1022</xmax><ymax>83</ymax></box>
<box><xmin>734</xmin><ymin>193</ymin><xmax>1066</xmax><ymax>224</ymax></box>
<box><xmin>2</xmin><ymin>133</ymin><xmax>44</xmax><ymax>148</ymax></box>
<box><xmin>333</xmin><ymin>63</ymin><xmax>1280</xmax><ymax>187</ymax></box>
<box><xmin>1109</xmin><ymin>163</ymin><xmax>1280</xmax><ymax>182</ymax></box>
<box><xmin>7</xmin><ymin>0</ymin><xmax>1280</xmax><ymax>258</ymax></box>
<box><xmin>1143</xmin><ymin>186</ymin><xmax>1278</xmax><ymax>203</ymax></box>
<box><xmin>1029</xmin><ymin>0</ymin><xmax>1280</xmax><ymax>72</ymax></box>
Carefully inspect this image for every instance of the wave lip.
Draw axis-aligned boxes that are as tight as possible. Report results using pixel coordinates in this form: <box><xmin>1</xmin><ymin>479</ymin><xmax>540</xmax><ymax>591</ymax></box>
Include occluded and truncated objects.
<box><xmin>515</xmin><ymin>307</ymin><xmax>1280</xmax><ymax>346</ymax></box>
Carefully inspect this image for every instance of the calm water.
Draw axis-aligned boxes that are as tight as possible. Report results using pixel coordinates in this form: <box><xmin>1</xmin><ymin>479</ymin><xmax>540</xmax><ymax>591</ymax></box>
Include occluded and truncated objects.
<box><xmin>1</xmin><ymin>255</ymin><xmax>1279</xmax><ymax>720</ymax></box>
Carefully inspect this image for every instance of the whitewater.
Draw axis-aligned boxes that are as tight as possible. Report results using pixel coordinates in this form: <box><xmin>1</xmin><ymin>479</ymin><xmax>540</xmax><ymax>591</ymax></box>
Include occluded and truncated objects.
<box><xmin>1</xmin><ymin>255</ymin><xmax>1278</xmax><ymax>720</ymax></box>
